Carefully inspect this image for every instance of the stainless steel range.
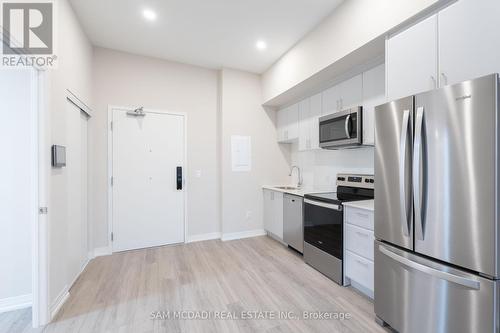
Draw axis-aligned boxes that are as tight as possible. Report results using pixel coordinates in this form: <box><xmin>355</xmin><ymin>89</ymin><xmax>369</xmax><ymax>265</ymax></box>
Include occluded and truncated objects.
<box><xmin>303</xmin><ymin>174</ymin><xmax>374</xmax><ymax>285</ymax></box>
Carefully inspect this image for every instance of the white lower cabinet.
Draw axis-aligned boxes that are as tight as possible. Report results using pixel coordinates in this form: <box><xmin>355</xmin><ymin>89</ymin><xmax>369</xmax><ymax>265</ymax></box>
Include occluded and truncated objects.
<box><xmin>345</xmin><ymin>251</ymin><xmax>374</xmax><ymax>292</ymax></box>
<box><xmin>345</xmin><ymin>224</ymin><xmax>374</xmax><ymax>261</ymax></box>
<box><xmin>344</xmin><ymin>205</ymin><xmax>374</xmax><ymax>298</ymax></box>
<box><xmin>263</xmin><ymin>189</ymin><xmax>283</xmax><ymax>239</ymax></box>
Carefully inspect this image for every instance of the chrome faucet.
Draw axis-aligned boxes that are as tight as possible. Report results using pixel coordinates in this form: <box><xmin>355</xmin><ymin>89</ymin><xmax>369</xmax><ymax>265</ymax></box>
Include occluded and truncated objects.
<box><xmin>289</xmin><ymin>165</ymin><xmax>303</xmax><ymax>188</ymax></box>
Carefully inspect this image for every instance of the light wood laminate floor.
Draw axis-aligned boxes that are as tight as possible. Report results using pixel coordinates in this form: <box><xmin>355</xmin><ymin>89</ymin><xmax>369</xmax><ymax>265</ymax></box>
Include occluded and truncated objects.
<box><xmin>1</xmin><ymin>236</ymin><xmax>389</xmax><ymax>333</ymax></box>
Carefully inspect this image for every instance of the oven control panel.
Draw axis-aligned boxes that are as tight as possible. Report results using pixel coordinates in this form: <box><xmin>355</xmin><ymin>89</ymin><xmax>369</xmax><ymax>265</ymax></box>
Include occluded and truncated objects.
<box><xmin>336</xmin><ymin>174</ymin><xmax>374</xmax><ymax>189</ymax></box>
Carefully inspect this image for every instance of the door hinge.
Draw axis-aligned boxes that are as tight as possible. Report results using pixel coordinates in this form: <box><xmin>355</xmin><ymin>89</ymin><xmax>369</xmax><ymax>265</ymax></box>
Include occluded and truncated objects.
<box><xmin>110</xmin><ymin>121</ymin><xmax>113</xmax><ymax>131</ymax></box>
<box><xmin>111</xmin><ymin>176</ymin><xmax>114</xmax><ymax>186</ymax></box>
<box><xmin>111</xmin><ymin>232</ymin><xmax>114</xmax><ymax>242</ymax></box>
<box><xmin>39</xmin><ymin>207</ymin><xmax>48</xmax><ymax>215</ymax></box>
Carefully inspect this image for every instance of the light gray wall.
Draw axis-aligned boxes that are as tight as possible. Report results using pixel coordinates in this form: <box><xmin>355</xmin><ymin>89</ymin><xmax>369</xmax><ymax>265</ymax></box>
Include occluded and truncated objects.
<box><xmin>220</xmin><ymin>68</ymin><xmax>290</xmax><ymax>235</ymax></box>
<box><xmin>47</xmin><ymin>0</ymin><xmax>94</xmax><ymax>306</ymax></box>
<box><xmin>0</xmin><ymin>68</ymin><xmax>33</xmax><ymax>302</ymax></box>
<box><xmin>91</xmin><ymin>47</ymin><xmax>220</xmax><ymax>245</ymax></box>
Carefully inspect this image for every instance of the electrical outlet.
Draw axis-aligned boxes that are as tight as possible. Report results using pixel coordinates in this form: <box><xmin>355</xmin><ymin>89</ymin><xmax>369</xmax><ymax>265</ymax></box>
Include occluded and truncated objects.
<box><xmin>246</xmin><ymin>211</ymin><xmax>252</xmax><ymax>220</ymax></box>
<box><xmin>195</xmin><ymin>170</ymin><xmax>202</xmax><ymax>178</ymax></box>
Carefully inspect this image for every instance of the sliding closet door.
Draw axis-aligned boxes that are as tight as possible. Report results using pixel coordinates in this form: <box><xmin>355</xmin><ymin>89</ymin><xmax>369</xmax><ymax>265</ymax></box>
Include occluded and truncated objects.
<box><xmin>66</xmin><ymin>101</ymin><xmax>89</xmax><ymax>286</ymax></box>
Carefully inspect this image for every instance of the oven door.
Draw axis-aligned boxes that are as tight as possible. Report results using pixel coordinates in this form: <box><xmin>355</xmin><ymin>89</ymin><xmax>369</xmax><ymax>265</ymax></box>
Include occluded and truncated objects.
<box><xmin>303</xmin><ymin>199</ymin><xmax>343</xmax><ymax>259</ymax></box>
<box><xmin>319</xmin><ymin>107</ymin><xmax>362</xmax><ymax>149</ymax></box>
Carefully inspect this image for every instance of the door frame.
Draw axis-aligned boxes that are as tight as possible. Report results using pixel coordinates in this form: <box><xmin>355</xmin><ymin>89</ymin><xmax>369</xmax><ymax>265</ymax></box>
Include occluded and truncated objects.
<box><xmin>2</xmin><ymin>36</ymin><xmax>49</xmax><ymax>327</ymax></box>
<box><xmin>32</xmin><ymin>68</ymin><xmax>49</xmax><ymax>327</ymax></box>
<box><xmin>107</xmin><ymin>106</ymin><xmax>188</xmax><ymax>253</ymax></box>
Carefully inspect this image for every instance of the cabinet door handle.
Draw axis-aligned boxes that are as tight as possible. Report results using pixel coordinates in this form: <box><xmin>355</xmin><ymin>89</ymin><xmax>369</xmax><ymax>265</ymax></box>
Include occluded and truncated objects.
<box><xmin>440</xmin><ymin>73</ymin><xmax>448</xmax><ymax>86</ymax></box>
<box><xmin>355</xmin><ymin>231</ymin><xmax>369</xmax><ymax>237</ymax></box>
<box><xmin>356</xmin><ymin>212</ymin><xmax>369</xmax><ymax>218</ymax></box>
<box><xmin>430</xmin><ymin>76</ymin><xmax>436</xmax><ymax>88</ymax></box>
<box><xmin>356</xmin><ymin>259</ymin><xmax>369</xmax><ymax>267</ymax></box>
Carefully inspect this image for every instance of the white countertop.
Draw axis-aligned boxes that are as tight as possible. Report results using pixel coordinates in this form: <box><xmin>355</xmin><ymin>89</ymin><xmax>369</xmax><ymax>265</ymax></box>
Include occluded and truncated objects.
<box><xmin>343</xmin><ymin>199</ymin><xmax>374</xmax><ymax>211</ymax></box>
<box><xmin>262</xmin><ymin>185</ymin><xmax>334</xmax><ymax>197</ymax></box>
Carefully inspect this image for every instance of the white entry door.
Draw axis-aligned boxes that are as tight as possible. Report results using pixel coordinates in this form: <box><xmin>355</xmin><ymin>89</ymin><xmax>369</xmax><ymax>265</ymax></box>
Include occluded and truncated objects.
<box><xmin>112</xmin><ymin>108</ymin><xmax>185</xmax><ymax>252</ymax></box>
<box><xmin>66</xmin><ymin>101</ymin><xmax>89</xmax><ymax>285</ymax></box>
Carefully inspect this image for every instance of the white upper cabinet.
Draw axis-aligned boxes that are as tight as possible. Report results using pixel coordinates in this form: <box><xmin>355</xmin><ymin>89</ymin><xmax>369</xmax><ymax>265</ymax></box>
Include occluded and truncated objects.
<box><xmin>362</xmin><ymin>64</ymin><xmax>386</xmax><ymax>145</ymax></box>
<box><xmin>322</xmin><ymin>84</ymin><xmax>341</xmax><ymax>115</ymax></box>
<box><xmin>387</xmin><ymin>14</ymin><xmax>438</xmax><ymax>101</ymax></box>
<box><xmin>298</xmin><ymin>98</ymin><xmax>311</xmax><ymax>151</ymax></box>
<box><xmin>339</xmin><ymin>74</ymin><xmax>363</xmax><ymax>110</ymax></box>
<box><xmin>277</xmin><ymin>103</ymin><xmax>299</xmax><ymax>143</ymax></box>
<box><xmin>439</xmin><ymin>0</ymin><xmax>500</xmax><ymax>87</ymax></box>
<box><xmin>322</xmin><ymin>74</ymin><xmax>363</xmax><ymax>115</ymax></box>
<box><xmin>276</xmin><ymin>66</ymin><xmax>381</xmax><ymax>148</ymax></box>
<box><xmin>309</xmin><ymin>93</ymin><xmax>321</xmax><ymax>150</ymax></box>
<box><xmin>298</xmin><ymin>93</ymin><xmax>321</xmax><ymax>151</ymax></box>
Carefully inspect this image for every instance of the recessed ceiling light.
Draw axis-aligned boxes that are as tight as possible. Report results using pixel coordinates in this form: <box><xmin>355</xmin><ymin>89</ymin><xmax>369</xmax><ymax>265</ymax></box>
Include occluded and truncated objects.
<box><xmin>143</xmin><ymin>9</ymin><xmax>157</xmax><ymax>21</ymax></box>
<box><xmin>256</xmin><ymin>40</ymin><xmax>267</xmax><ymax>51</ymax></box>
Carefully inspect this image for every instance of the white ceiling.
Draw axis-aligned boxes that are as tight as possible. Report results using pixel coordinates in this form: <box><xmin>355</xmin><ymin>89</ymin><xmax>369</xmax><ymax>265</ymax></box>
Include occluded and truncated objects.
<box><xmin>69</xmin><ymin>0</ymin><xmax>344</xmax><ymax>73</ymax></box>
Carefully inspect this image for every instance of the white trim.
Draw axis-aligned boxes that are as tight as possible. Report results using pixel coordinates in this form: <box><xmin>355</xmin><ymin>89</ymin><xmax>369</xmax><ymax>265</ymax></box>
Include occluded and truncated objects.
<box><xmin>49</xmin><ymin>287</ymin><xmax>69</xmax><ymax>321</ymax></box>
<box><xmin>187</xmin><ymin>232</ymin><xmax>221</xmax><ymax>243</ymax></box>
<box><xmin>66</xmin><ymin>89</ymin><xmax>92</xmax><ymax>118</ymax></box>
<box><xmin>221</xmin><ymin>229</ymin><xmax>267</xmax><ymax>242</ymax></box>
<box><xmin>0</xmin><ymin>294</ymin><xmax>32</xmax><ymax>313</ymax></box>
<box><xmin>107</xmin><ymin>105</ymin><xmax>188</xmax><ymax>253</ymax></box>
<box><xmin>34</xmin><ymin>68</ymin><xmax>49</xmax><ymax>327</ymax></box>
<box><xmin>93</xmin><ymin>246</ymin><xmax>112</xmax><ymax>258</ymax></box>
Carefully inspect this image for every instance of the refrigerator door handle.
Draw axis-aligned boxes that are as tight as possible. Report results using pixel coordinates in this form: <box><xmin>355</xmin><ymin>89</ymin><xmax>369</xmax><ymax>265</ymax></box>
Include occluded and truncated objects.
<box><xmin>414</xmin><ymin>107</ymin><xmax>425</xmax><ymax>240</ymax></box>
<box><xmin>379</xmin><ymin>245</ymin><xmax>480</xmax><ymax>290</ymax></box>
<box><xmin>399</xmin><ymin>109</ymin><xmax>410</xmax><ymax>236</ymax></box>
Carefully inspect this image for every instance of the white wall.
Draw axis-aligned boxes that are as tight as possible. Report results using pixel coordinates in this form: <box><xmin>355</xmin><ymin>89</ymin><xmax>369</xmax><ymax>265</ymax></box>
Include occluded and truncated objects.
<box><xmin>47</xmin><ymin>0</ymin><xmax>93</xmax><ymax>308</ymax></box>
<box><xmin>289</xmin><ymin>144</ymin><xmax>374</xmax><ymax>189</ymax></box>
<box><xmin>220</xmin><ymin>68</ymin><xmax>290</xmax><ymax>235</ymax></box>
<box><xmin>261</xmin><ymin>0</ymin><xmax>447</xmax><ymax>102</ymax></box>
<box><xmin>91</xmin><ymin>48</ymin><xmax>220</xmax><ymax>244</ymax></box>
<box><xmin>0</xmin><ymin>68</ymin><xmax>33</xmax><ymax>304</ymax></box>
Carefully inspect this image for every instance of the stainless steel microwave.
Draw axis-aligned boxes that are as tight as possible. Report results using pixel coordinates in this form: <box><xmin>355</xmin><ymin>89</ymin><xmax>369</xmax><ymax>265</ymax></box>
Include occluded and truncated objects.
<box><xmin>319</xmin><ymin>106</ymin><xmax>362</xmax><ymax>149</ymax></box>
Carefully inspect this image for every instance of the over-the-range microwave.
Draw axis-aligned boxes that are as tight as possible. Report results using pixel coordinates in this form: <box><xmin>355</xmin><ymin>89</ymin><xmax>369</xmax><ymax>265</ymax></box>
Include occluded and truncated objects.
<box><xmin>319</xmin><ymin>106</ymin><xmax>362</xmax><ymax>149</ymax></box>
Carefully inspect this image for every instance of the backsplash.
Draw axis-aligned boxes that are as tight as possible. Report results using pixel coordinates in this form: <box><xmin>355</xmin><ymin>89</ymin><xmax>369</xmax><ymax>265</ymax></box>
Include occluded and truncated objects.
<box><xmin>289</xmin><ymin>143</ymin><xmax>374</xmax><ymax>189</ymax></box>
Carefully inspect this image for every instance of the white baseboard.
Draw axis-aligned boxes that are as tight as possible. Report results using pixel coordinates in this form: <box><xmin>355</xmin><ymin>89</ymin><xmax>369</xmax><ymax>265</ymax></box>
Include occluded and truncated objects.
<box><xmin>0</xmin><ymin>294</ymin><xmax>32</xmax><ymax>313</ymax></box>
<box><xmin>221</xmin><ymin>229</ymin><xmax>266</xmax><ymax>241</ymax></box>
<box><xmin>186</xmin><ymin>232</ymin><xmax>221</xmax><ymax>243</ymax></box>
<box><xmin>50</xmin><ymin>287</ymin><xmax>69</xmax><ymax>320</ymax></box>
<box><xmin>266</xmin><ymin>232</ymin><xmax>288</xmax><ymax>246</ymax></box>
<box><xmin>350</xmin><ymin>280</ymin><xmax>374</xmax><ymax>300</ymax></box>
<box><xmin>93</xmin><ymin>246</ymin><xmax>112</xmax><ymax>258</ymax></box>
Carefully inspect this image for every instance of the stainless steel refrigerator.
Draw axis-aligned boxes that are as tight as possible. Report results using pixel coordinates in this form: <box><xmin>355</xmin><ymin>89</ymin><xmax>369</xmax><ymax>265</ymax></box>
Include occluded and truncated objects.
<box><xmin>374</xmin><ymin>74</ymin><xmax>500</xmax><ymax>333</ymax></box>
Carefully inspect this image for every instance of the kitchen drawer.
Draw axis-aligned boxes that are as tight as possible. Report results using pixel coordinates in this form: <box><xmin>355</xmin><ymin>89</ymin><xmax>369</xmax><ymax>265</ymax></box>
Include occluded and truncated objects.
<box><xmin>345</xmin><ymin>224</ymin><xmax>374</xmax><ymax>260</ymax></box>
<box><xmin>345</xmin><ymin>207</ymin><xmax>373</xmax><ymax>230</ymax></box>
<box><xmin>345</xmin><ymin>250</ymin><xmax>374</xmax><ymax>292</ymax></box>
